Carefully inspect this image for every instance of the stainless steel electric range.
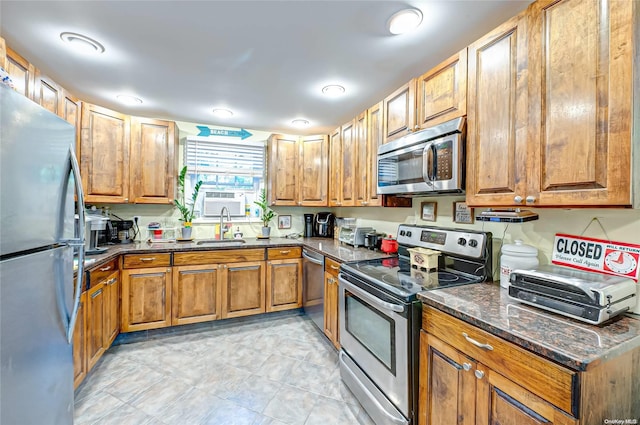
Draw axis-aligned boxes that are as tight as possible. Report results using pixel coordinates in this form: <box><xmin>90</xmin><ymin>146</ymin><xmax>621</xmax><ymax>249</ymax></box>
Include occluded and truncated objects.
<box><xmin>338</xmin><ymin>224</ymin><xmax>493</xmax><ymax>425</ymax></box>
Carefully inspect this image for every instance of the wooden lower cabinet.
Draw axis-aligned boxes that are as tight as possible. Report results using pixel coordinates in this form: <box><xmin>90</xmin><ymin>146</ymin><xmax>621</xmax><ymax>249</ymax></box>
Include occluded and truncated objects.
<box><xmin>221</xmin><ymin>261</ymin><xmax>266</xmax><ymax>319</ymax></box>
<box><xmin>172</xmin><ymin>264</ymin><xmax>222</xmax><ymax>325</ymax></box>
<box><xmin>86</xmin><ymin>282</ymin><xmax>105</xmax><ymax>371</ymax></box>
<box><xmin>121</xmin><ymin>266</ymin><xmax>172</xmax><ymax>332</ymax></box>
<box><xmin>266</xmin><ymin>248</ymin><xmax>302</xmax><ymax>312</ymax></box>
<box><xmin>103</xmin><ymin>272</ymin><xmax>120</xmax><ymax>347</ymax></box>
<box><xmin>323</xmin><ymin>258</ymin><xmax>341</xmax><ymax>349</ymax></box>
<box><xmin>73</xmin><ymin>291</ymin><xmax>87</xmax><ymax>389</ymax></box>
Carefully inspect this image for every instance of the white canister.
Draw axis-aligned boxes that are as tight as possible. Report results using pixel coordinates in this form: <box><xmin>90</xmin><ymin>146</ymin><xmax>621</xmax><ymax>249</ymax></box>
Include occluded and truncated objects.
<box><xmin>500</xmin><ymin>240</ymin><xmax>539</xmax><ymax>289</ymax></box>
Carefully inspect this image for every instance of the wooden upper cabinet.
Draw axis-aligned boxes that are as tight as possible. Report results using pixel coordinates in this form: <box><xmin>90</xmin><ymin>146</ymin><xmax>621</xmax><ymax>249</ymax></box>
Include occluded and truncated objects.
<box><xmin>526</xmin><ymin>0</ymin><xmax>633</xmax><ymax>206</ymax></box>
<box><xmin>298</xmin><ymin>135</ymin><xmax>328</xmax><ymax>206</ymax></box>
<box><xmin>366</xmin><ymin>102</ymin><xmax>383</xmax><ymax>207</ymax></box>
<box><xmin>328</xmin><ymin>127</ymin><xmax>342</xmax><ymax>207</ymax></box>
<box><xmin>268</xmin><ymin>134</ymin><xmax>298</xmax><ymax>206</ymax></box>
<box><xmin>0</xmin><ymin>37</ymin><xmax>6</xmax><ymax>70</ymax></box>
<box><xmin>5</xmin><ymin>46</ymin><xmax>35</xmax><ymax>99</ymax></box>
<box><xmin>33</xmin><ymin>71</ymin><xmax>62</xmax><ymax>115</ymax></box>
<box><xmin>340</xmin><ymin>119</ymin><xmax>356</xmax><ymax>206</ymax></box>
<box><xmin>62</xmin><ymin>91</ymin><xmax>81</xmax><ymax>156</ymax></box>
<box><xmin>382</xmin><ymin>78</ymin><xmax>416</xmax><ymax>143</ymax></box>
<box><xmin>80</xmin><ymin>103</ymin><xmax>131</xmax><ymax>203</ymax></box>
<box><xmin>416</xmin><ymin>48</ymin><xmax>468</xmax><ymax>129</ymax></box>
<box><xmin>354</xmin><ymin>111</ymin><xmax>369</xmax><ymax>206</ymax></box>
<box><xmin>130</xmin><ymin>117</ymin><xmax>176</xmax><ymax>204</ymax></box>
<box><xmin>466</xmin><ymin>13</ymin><xmax>529</xmax><ymax>207</ymax></box>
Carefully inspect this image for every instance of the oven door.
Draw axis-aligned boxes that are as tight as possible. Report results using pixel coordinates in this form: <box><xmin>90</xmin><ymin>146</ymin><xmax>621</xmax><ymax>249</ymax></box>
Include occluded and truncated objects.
<box><xmin>422</xmin><ymin>134</ymin><xmax>464</xmax><ymax>193</ymax></box>
<box><xmin>338</xmin><ymin>273</ymin><xmax>409</xmax><ymax>420</ymax></box>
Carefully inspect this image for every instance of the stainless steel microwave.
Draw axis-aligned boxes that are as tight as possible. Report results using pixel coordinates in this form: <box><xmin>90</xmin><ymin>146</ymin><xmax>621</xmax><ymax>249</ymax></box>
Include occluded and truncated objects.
<box><xmin>377</xmin><ymin>117</ymin><xmax>465</xmax><ymax>196</ymax></box>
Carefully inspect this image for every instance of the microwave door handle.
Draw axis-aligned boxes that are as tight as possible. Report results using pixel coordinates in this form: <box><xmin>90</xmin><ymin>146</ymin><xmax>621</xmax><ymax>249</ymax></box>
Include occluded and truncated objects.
<box><xmin>423</xmin><ymin>144</ymin><xmax>434</xmax><ymax>181</ymax></box>
<box><xmin>431</xmin><ymin>145</ymin><xmax>438</xmax><ymax>180</ymax></box>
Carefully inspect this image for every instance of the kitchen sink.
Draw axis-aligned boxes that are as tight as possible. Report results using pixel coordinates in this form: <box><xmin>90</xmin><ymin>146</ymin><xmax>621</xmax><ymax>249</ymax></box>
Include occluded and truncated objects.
<box><xmin>195</xmin><ymin>239</ymin><xmax>246</xmax><ymax>245</ymax></box>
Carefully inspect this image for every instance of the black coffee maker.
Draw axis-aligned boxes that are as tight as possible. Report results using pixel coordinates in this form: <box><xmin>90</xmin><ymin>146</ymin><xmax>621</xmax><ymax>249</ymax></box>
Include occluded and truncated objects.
<box><xmin>313</xmin><ymin>212</ymin><xmax>335</xmax><ymax>238</ymax></box>
<box><xmin>304</xmin><ymin>214</ymin><xmax>314</xmax><ymax>237</ymax></box>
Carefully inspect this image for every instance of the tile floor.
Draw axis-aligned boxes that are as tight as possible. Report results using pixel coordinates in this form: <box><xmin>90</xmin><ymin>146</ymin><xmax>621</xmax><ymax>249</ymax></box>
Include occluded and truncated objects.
<box><xmin>74</xmin><ymin>311</ymin><xmax>375</xmax><ymax>425</ymax></box>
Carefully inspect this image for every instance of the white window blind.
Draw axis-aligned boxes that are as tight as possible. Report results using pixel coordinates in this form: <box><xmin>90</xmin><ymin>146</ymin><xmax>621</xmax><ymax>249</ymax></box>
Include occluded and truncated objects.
<box><xmin>185</xmin><ymin>137</ymin><xmax>265</xmax><ymax>177</ymax></box>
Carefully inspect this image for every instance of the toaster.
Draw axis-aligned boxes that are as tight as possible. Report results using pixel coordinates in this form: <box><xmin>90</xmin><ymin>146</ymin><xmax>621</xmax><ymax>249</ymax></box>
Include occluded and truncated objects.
<box><xmin>339</xmin><ymin>226</ymin><xmax>374</xmax><ymax>247</ymax></box>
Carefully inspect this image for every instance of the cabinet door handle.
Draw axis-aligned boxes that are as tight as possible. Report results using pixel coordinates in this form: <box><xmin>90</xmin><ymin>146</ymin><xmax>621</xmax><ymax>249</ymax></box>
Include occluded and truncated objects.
<box><xmin>230</xmin><ymin>265</ymin><xmax>260</xmax><ymax>271</ymax></box>
<box><xmin>330</xmin><ymin>265</ymin><xmax>340</xmax><ymax>270</ymax></box>
<box><xmin>106</xmin><ymin>277</ymin><xmax>117</xmax><ymax>285</ymax></box>
<box><xmin>462</xmin><ymin>332</ymin><xmax>493</xmax><ymax>351</ymax></box>
<box><xmin>462</xmin><ymin>362</ymin><xmax>471</xmax><ymax>371</ymax></box>
<box><xmin>279</xmin><ymin>250</ymin><xmax>291</xmax><ymax>254</ymax></box>
<box><xmin>99</xmin><ymin>266</ymin><xmax>112</xmax><ymax>272</ymax></box>
<box><xmin>525</xmin><ymin>196</ymin><xmax>536</xmax><ymax>204</ymax></box>
<box><xmin>140</xmin><ymin>257</ymin><xmax>156</xmax><ymax>262</ymax></box>
<box><xmin>474</xmin><ymin>370</ymin><xmax>485</xmax><ymax>380</ymax></box>
<box><xmin>514</xmin><ymin>195</ymin><xmax>523</xmax><ymax>204</ymax></box>
<box><xmin>91</xmin><ymin>289</ymin><xmax>103</xmax><ymax>298</ymax></box>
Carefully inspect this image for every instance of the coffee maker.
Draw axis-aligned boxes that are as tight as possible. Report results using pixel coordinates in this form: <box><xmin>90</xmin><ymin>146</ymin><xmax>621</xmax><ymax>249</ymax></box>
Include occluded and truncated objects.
<box><xmin>111</xmin><ymin>220</ymin><xmax>135</xmax><ymax>243</ymax></box>
<box><xmin>313</xmin><ymin>212</ymin><xmax>335</xmax><ymax>238</ymax></box>
<box><xmin>85</xmin><ymin>215</ymin><xmax>108</xmax><ymax>255</ymax></box>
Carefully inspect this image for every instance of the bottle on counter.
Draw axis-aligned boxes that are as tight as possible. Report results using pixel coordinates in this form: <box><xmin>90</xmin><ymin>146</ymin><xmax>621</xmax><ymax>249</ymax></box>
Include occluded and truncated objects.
<box><xmin>500</xmin><ymin>240</ymin><xmax>539</xmax><ymax>289</ymax></box>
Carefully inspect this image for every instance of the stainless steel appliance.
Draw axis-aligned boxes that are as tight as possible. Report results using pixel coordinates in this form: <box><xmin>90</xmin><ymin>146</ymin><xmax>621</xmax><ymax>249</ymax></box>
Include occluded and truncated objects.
<box><xmin>377</xmin><ymin>117</ymin><xmax>465</xmax><ymax>196</ymax></box>
<box><xmin>302</xmin><ymin>248</ymin><xmax>325</xmax><ymax>330</ymax></box>
<box><xmin>0</xmin><ymin>85</ymin><xmax>86</xmax><ymax>425</ymax></box>
<box><xmin>304</xmin><ymin>214</ymin><xmax>314</xmax><ymax>237</ymax></box>
<box><xmin>313</xmin><ymin>212</ymin><xmax>335</xmax><ymax>238</ymax></box>
<box><xmin>338</xmin><ymin>224</ymin><xmax>492</xmax><ymax>425</ymax></box>
<box><xmin>85</xmin><ymin>214</ymin><xmax>108</xmax><ymax>254</ymax></box>
<box><xmin>339</xmin><ymin>226</ymin><xmax>374</xmax><ymax>247</ymax></box>
<box><xmin>509</xmin><ymin>265</ymin><xmax>637</xmax><ymax>324</ymax></box>
<box><xmin>112</xmin><ymin>219</ymin><xmax>135</xmax><ymax>243</ymax></box>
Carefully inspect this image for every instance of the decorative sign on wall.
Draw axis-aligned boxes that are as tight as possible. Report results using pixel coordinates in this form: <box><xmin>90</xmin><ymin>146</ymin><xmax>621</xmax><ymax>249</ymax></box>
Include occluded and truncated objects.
<box><xmin>196</xmin><ymin>126</ymin><xmax>253</xmax><ymax>139</ymax></box>
<box><xmin>551</xmin><ymin>233</ymin><xmax>640</xmax><ymax>282</ymax></box>
<box><xmin>453</xmin><ymin>201</ymin><xmax>474</xmax><ymax>224</ymax></box>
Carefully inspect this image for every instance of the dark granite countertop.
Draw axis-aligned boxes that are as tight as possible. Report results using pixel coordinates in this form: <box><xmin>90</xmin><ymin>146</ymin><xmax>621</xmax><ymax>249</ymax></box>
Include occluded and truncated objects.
<box><xmin>80</xmin><ymin>237</ymin><xmax>391</xmax><ymax>271</ymax></box>
<box><xmin>418</xmin><ymin>283</ymin><xmax>640</xmax><ymax>371</ymax></box>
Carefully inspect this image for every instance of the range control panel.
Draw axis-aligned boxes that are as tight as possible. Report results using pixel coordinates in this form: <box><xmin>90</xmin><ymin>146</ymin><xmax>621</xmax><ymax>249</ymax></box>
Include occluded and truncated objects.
<box><xmin>396</xmin><ymin>224</ymin><xmax>488</xmax><ymax>259</ymax></box>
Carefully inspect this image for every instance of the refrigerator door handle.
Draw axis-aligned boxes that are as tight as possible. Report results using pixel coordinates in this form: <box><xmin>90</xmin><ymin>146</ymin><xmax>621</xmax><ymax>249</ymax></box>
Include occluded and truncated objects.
<box><xmin>62</xmin><ymin>149</ymin><xmax>86</xmax><ymax>343</ymax></box>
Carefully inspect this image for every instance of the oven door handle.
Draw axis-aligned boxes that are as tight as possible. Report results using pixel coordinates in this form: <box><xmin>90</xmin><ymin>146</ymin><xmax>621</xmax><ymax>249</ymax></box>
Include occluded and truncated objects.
<box><xmin>339</xmin><ymin>274</ymin><xmax>405</xmax><ymax>314</ymax></box>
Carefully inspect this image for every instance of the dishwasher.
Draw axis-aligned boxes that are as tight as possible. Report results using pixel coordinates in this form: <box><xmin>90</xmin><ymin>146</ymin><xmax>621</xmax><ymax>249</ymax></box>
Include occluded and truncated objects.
<box><xmin>302</xmin><ymin>248</ymin><xmax>325</xmax><ymax>331</ymax></box>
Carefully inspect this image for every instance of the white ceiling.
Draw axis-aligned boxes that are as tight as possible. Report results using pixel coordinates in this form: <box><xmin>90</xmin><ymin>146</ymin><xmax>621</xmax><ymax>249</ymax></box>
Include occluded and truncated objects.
<box><xmin>1</xmin><ymin>1</ymin><xmax>532</xmax><ymax>136</ymax></box>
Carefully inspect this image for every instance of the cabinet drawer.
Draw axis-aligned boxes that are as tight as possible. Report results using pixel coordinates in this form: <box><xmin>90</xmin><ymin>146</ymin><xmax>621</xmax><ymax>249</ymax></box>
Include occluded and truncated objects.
<box><xmin>174</xmin><ymin>249</ymin><xmax>265</xmax><ymax>266</ymax></box>
<box><xmin>423</xmin><ymin>306</ymin><xmax>578</xmax><ymax>415</ymax></box>
<box><xmin>267</xmin><ymin>247</ymin><xmax>301</xmax><ymax>260</ymax></box>
<box><xmin>87</xmin><ymin>259</ymin><xmax>118</xmax><ymax>288</ymax></box>
<box><xmin>123</xmin><ymin>253</ymin><xmax>172</xmax><ymax>269</ymax></box>
<box><xmin>325</xmin><ymin>258</ymin><xmax>341</xmax><ymax>276</ymax></box>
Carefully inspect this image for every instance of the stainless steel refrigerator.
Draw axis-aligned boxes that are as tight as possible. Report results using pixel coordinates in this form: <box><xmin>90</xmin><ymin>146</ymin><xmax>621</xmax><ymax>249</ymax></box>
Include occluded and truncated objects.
<box><xmin>0</xmin><ymin>85</ymin><xmax>86</xmax><ymax>424</ymax></box>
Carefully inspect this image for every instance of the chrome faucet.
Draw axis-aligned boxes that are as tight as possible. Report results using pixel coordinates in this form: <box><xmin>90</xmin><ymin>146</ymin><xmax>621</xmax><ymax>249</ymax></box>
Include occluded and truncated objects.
<box><xmin>219</xmin><ymin>206</ymin><xmax>231</xmax><ymax>239</ymax></box>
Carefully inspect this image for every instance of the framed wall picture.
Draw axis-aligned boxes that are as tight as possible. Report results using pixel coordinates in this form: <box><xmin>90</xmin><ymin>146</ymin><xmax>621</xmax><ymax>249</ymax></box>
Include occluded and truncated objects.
<box><xmin>453</xmin><ymin>201</ymin><xmax>474</xmax><ymax>224</ymax></box>
<box><xmin>278</xmin><ymin>215</ymin><xmax>291</xmax><ymax>229</ymax></box>
<box><xmin>421</xmin><ymin>202</ymin><xmax>437</xmax><ymax>221</ymax></box>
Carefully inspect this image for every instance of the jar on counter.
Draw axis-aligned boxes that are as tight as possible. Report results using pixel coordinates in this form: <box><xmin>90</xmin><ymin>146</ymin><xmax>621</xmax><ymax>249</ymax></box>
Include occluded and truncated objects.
<box><xmin>500</xmin><ymin>240</ymin><xmax>539</xmax><ymax>289</ymax></box>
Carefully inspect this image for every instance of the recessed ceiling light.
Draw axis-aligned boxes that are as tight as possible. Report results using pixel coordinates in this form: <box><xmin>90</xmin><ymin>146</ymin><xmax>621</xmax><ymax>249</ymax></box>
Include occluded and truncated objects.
<box><xmin>291</xmin><ymin>119</ymin><xmax>310</xmax><ymax>128</ymax></box>
<box><xmin>388</xmin><ymin>8</ymin><xmax>423</xmax><ymax>35</ymax></box>
<box><xmin>212</xmin><ymin>108</ymin><xmax>233</xmax><ymax>118</ymax></box>
<box><xmin>60</xmin><ymin>32</ymin><xmax>105</xmax><ymax>54</ymax></box>
<box><xmin>117</xmin><ymin>95</ymin><xmax>143</xmax><ymax>105</ymax></box>
<box><xmin>321</xmin><ymin>85</ymin><xmax>345</xmax><ymax>97</ymax></box>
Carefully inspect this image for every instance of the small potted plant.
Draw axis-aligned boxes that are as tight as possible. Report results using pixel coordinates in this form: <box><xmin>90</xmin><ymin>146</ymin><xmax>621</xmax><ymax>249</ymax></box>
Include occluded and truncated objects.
<box><xmin>254</xmin><ymin>188</ymin><xmax>276</xmax><ymax>238</ymax></box>
<box><xmin>175</xmin><ymin>166</ymin><xmax>202</xmax><ymax>239</ymax></box>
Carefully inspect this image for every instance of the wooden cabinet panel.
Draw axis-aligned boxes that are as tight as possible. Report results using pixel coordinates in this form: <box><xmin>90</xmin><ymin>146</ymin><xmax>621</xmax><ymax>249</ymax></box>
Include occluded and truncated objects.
<box><xmin>267</xmin><ymin>247</ymin><xmax>301</xmax><ymax>260</ymax></box>
<box><xmin>382</xmin><ymin>79</ymin><xmax>416</xmax><ymax>143</ymax></box>
<box><xmin>73</xmin><ymin>291</ymin><xmax>87</xmax><ymax>389</ymax></box>
<box><xmin>266</xmin><ymin>259</ymin><xmax>302</xmax><ymax>312</ymax></box>
<box><xmin>340</xmin><ymin>119</ymin><xmax>356</xmax><ymax>206</ymax></box>
<box><xmin>466</xmin><ymin>13</ymin><xmax>528</xmax><ymax>207</ymax></box>
<box><xmin>34</xmin><ymin>71</ymin><xmax>61</xmax><ymax>115</ymax></box>
<box><xmin>5</xmin><ymin>46</ymin><xmax>34</xmax><ymax>98</ymax></box>
<box><xmin>328</xmin><ymin>127</ymin><xmax>342</xmax><ymax>206</ymax></box>
<box><xmin>80</xmin><ymin>103</ymin><xmax>131</xmax><ymax>203</ymax></box>
<box><xmin>62</xmin><ymin>90</ymin><xmax>81</xmax><ymax>156</ymax></box>
<box><xmin>268</xmin><ymin>134</ymin><xmax>298</xmax><ymax>206</ymax></box>
<box><xmin>174</xmin><ymin>249</ymin><xmax>264</xmax><ymax>266</ymax></box>
<box><xmin>221</xmin><ymin>261</ymin><xmax>265</xmax><ymax>319</ymax></box>
<box><xmin>323</xmin><ymin>271</ymin><xmax>339</xmax><ymax>349</ymax></box>
<box><xmin>130</xmin><ymin>117</ymin><xmax>176</xmax><ymax>204</ymax></box>
<box><xmin>419</xmin><ymin>331</ymin><xmax>476</xmax><ymax>425</ymax></box>
<box><xmin>298</xmin><ymin>135</ymin><xmax>328</xmax><ymax>206</ymax></box>
<box><xmin>103</xmin><ymin>272</ymin><xmax>119</xmax><ymax>347</ymax></box>
<box><xmin>366</xmin><ymin>101</ymin><xmax>383</xmax><ymax>207</ymax></box>
<box><xmin>123</xmin><ymin>253</ymin><xmax>171</xmax><ymax>269</ymax></box>
<box><xmin>527</xmin><ymin>0</ymin><xmax>633</xmax><ymax>206</ymax></box>
<box><xmin>86</xmin><ymin>283</ymin><xmax>105</xmax><ymax>371</ymax></box>
<box><xmin>416</xmin><ymin>48</ymin><xmax>468</xmax><ymax>129</ymax></box>
<box><xmin>0</xmin><ymin>37</ymin><xmax>6</xmax><ymax>70</ymax></box>
<box><xmin>87</xmin><ymin>258</ymin><xmax>118</xmax><ymax>287</ymax></box>
<box><xmin>354</xmin><ymin>111</ymin><xmax>368</xmax><ymax>206</ymax></box>
<box><xmin>121</xmin><ymin>267</ymin><xmax>172</xmax><ymax>332</ymax></box>
<box><xmin>172</xmin><ymin>265</ymin><xmax>222</xmax><ymax>325</ymax></box>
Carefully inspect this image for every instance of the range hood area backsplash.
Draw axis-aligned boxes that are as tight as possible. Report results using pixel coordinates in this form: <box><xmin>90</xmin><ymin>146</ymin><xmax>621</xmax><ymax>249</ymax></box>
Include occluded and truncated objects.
<box><xmin>104</xmin><ymin>199</ymin><xmax>639</xmax><ymax>272</ymax></box>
